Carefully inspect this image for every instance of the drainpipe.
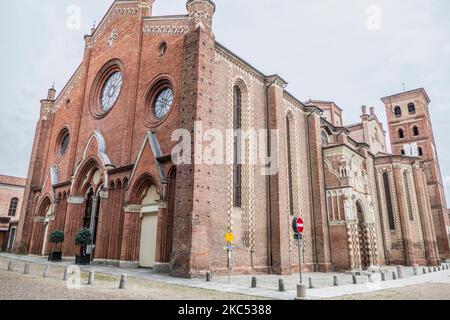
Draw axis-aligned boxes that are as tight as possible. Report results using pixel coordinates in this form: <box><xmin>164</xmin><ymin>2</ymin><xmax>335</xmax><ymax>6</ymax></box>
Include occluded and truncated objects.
<box><xmin>264</xmin><ymin>79</ymin><xmax>276</xmax><ymax>273</ymax></box>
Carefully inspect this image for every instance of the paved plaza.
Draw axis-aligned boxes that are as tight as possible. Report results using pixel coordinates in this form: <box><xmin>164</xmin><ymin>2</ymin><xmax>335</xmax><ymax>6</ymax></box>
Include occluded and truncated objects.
<box><xmin>1</xmin><ymin>253</ymin><xmax>449</xmax><ymax>300</ymax></box>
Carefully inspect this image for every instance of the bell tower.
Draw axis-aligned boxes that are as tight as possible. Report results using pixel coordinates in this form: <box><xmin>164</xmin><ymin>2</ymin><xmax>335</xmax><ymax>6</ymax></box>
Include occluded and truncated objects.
<box><xmin>381</xmin><ymin>88</ymin><xmax>450</xmax><ymax>259</ymax></box>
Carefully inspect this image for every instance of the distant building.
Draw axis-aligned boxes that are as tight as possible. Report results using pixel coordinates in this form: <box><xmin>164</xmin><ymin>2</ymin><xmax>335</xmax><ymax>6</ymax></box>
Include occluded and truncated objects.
<box><xmin>0</xmin><ymin>175</ymin><xmax>25</xmax><ymax>251</ymax></box>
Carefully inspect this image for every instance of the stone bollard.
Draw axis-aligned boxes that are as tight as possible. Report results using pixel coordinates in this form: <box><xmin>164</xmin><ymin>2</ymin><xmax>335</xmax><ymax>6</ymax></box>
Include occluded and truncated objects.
<box><xmin>43</xmin><ymin>266</ymin><xmax>50</xmax><ymax>278</ymax></box>
<box><xmin>381</xmin><ymin>272</ymin><xmax>386</xmax><ymax>281</ymax></box>
<box><xmin>352</xmin><ymin>274</ymin><xmax>357</xmax><ymax>285</ymax></box>
<box><xmin>392</xmin><ymin>272</ymin><xmax>397</xmax><ymax>280</ymax></box>
<box><xmin>63</xmin><ymin>267</ymin><xmax>69</xmax><ymax>281</ymax></box>
<box><xmin>278</xmin><ymin>279</ymin><xmax>285</xmax><ymax>292</ymax></box>
<box><xmin>413</xmin><ymin>265</ymin><xmax>419</xmax><ymax>276</ymax></box>
<box><xmin>206</xmin><ymin>272</ymin><xmax>212</xmax><ymax>282</ymax></box>
<box><xmin>294</xmin><ymin>284</ymin><xmax>307</xmax><ymax>300</ymax></box>
<box><xmin>88</xmin><ymin>271</ymin><xmax>95</xmax><ymax>285</ymax></box>
<box><xmin>251</xmin><ymin>277</ymin><xmax>257</xmax><ymax>288</ymax></box>
<box><xmin>423</xmin><ymin>267</ymin><xmax>427</xmax><ymax>275</ymax></box>
<box><xmin>7</xmin><ymin>261</ymin><xmax>13</xmax><ymax>271</ymax></box>
<box><xmin>333</xmin><ymin>276</ymin><xmax>339</xmax><ymax>286</ymax></box>
<box><xmin>23</xmin><ymin>264</ymin><xmax>30</xmax><ymax>275</ymax></box>
<box><xmin>396</xmin><ymin>265</ymin><xmax>404</xmax><ymax>279</ymax></box>
<box><xmin>119</xmin><ymin>275</ymin><xmax>127</xmax><ymax>289</ymax></box>
<box><xmin>308</xmin><ymin>277</ymin><xmax>314</xmax><ymax>289</ymax></box>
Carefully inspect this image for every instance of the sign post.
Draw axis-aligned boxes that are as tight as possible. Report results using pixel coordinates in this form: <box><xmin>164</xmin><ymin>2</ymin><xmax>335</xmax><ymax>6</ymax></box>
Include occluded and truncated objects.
<box><xmin>292</xmin><ymin>217</ymin><xmax>304</xmax><ymax>284</ymax></box>
<box><xmin>225</xmin><ymin>232</ymin><xmax>234</xmax><ymax>284</ymax></box>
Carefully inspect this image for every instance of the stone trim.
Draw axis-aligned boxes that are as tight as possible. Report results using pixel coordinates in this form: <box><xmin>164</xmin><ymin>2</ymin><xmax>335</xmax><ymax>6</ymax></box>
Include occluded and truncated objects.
<box><xmin>67</xmin><ymin>196</ymin><xmax>85</xmax><ymax>204</ymax></box>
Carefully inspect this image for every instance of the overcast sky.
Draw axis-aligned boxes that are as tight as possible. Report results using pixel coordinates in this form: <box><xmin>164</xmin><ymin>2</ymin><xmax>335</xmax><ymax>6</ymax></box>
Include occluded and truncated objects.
<box><xmin>0</xmin><ymin>0</ymin><xmax>449</xmax><ymax>202</ymax></box>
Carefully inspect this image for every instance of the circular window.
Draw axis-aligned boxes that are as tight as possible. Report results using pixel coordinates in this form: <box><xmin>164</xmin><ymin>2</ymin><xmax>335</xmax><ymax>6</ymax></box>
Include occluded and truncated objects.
<box><xmin>153</xmin><ymin>87</ymin><xmax>174</xmax><ymax>119</ymax></box>
<box><xmin>100</xmin><ymin>71</ymin><xmax>123</xmax><ymax>111</ymax></box>
<box><xmin>60</xmin><ymin>132</ymin><xmax>70</xmax><ymax>156</ymax></box>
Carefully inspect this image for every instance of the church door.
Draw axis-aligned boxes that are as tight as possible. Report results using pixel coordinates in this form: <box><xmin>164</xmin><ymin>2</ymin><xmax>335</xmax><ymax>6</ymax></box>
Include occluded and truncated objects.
<box><xmin>139</xmin><ymin>185</ymin><xmax>159</xmax><ymax>268</ymax></box>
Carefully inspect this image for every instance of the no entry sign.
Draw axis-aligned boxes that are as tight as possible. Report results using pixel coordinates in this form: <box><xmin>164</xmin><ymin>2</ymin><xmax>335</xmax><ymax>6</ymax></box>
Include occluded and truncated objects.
<box><xmin>292</xmin><ymin>217</ymin><xmax>304</xmax><ymax>234</ymax></box>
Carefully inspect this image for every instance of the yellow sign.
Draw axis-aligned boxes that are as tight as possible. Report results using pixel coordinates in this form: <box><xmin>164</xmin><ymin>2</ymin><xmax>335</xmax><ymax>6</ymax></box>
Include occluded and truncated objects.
<box><xmin>225</xmin><ymin>232</ymin><xmax>234</xmax><ymax>243</ymax></box>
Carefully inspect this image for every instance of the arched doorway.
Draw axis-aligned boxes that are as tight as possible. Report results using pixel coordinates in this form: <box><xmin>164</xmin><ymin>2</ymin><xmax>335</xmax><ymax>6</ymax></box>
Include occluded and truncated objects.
<box><xmin>139</xmin><ymin>185</ymin><xmax>160</xmax><ymax>268</ymax></box>
<box><xmin>356</xmin><ymin>201</ymin><xmax>369</xmax><ymax>269</ymax></box>
<box><xmin>83</xmin><ymin>187</ymin><xmax>101</xmax><ymax>259</ymax></box>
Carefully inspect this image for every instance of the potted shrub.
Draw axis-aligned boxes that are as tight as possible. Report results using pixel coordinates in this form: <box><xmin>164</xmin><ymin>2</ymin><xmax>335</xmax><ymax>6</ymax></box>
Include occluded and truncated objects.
<box><xmin>75</xmin><ymin>228</ymin><xmax>92</xmax><ymax>265</ymax></box>
<box><xmin>48</xmin><ymin>230</ymin><xmax>64</xmax><ymax>262</ymax></box>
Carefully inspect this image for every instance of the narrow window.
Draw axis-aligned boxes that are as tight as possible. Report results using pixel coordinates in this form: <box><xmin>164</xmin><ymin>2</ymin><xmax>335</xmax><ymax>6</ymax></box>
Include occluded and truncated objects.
<box><xmin>8</xmin><ymin>198</ymin><xmax>19</xmax><ymax>217</ymax></box>
<box><xmin>394</xmin><ymin>106</ymin><xmax>402</xmax><ymax>118</ymax></box>
<box><xmin>286</xmin><ymin>116</ymin><xmax>295</xmax><ymax>216</ymax></box>
<box><xmin>383</xmin><ymin>173</ymin><xmax>395</xmax><ymax>230</ymax></box>
<box><xmin>418</xmin><ymin>147</ymin><xmax>423</xmax><ymax>156</ymax></box>
<box><xmin>408</xmin><ymin>103</ymin><xmax>416</xmax><ymax>114</ymax></box>
<box><xmin>413</xmin><ymin>126</ymin><xmax>419</xmax><ymax>136</ymax></box>
<box><xmin>403</xmin><ymin>172</ymin><xmax>414</xmax><ymax>221</ymax></box>
<box><xmin>398</xmin><ymin>128</ymin><xmax>404</xmax><ymax>139</ymax></box>
<box><xmin>233</xmin><ymin>86</ymin><xmax>242</xmax><ymax>208</ymax></box>
<box><xmin>401</xmin><ymin>149</ymin><xmax>405</xmax><ymax>155</ymax></box>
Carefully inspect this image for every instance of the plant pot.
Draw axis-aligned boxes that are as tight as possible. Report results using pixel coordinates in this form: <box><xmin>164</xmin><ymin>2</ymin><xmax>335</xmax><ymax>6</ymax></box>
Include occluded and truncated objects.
<box><xmin>75</xmin><ymin>254</ymin><xmax>91</xmax><ymax>265</ymax></box>
<box><xmin>48</xmin><ymin>251</ymin><xmax>62</xmax><ymax>262</ymax></box>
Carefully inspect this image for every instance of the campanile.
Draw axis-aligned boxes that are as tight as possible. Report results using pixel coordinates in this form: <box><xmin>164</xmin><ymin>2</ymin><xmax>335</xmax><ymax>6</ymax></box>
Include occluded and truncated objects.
<box><xmin>382</xmin><ymin>88</ymin><xmax>450</xmax><ymax>258</ymax></box>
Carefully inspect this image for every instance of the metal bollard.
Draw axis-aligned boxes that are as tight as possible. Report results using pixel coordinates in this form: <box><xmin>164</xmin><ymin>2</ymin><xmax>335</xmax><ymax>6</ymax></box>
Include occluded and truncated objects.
<box><xmin>381</xmin><ymin>272</ymin><xmax>386</xmax><ymax>281</ymax></box>
<box><xmin>119</xmin><ymin>274</ymin><xmax>127</xmax><ymax>289</ymax></box>
<box><xmin>43</xmin><ymin>265</ymin><xmax>50</xmax><ymax>278</ymax></box>
<box><xmin>88</xmin><ymin>271</ymin><xmax>95</xmax><ymax>285</ymax></box>
<box><xmin>438</xmin><ymin>266</ymin><xmax>441</xmax><ymax>271</ymax></box>
<box><xmin>23</xmin><ymin>264</ymin><xmax>30</xmax><ymax>275</ymax></box>
<box><xmin>251</xmin><ymin>277</ymin><xmax>257</xmax><ymax>288</ymax></box>
<box><xmin>428</xmin><ymin>267</ymin><xmax>432</xmax><ymax>273</ymax></box>
<box><xmin>423</xmin><ymin>267</ymin><xmax>427</xmax><ymax>275</ymax></box>
<box><xmin>206</xmin><ymin>272</ymin><xmax>212</xmax><ymax>282</ymax></box>
<box><xmin>413</xmin><ymin>265</ymin><xmax>419</xmax><ymax>276</ymax></box>
<box><xmin>7</xmin><ymin>261</ymin><xmax>13</xmax><ymax>271</ymax></box>
<box><xmin>433</xmin><ymin>267</ymin><xmax>437</xmax><ymax>272</ymax></box>
<box><xmin>396</xmin><ymin>265</ymin><xmax>404</xmax><ymax>279</ymax></box>
<box><xmin>294</xmin><ymin>284</ymin><xmax>307</xmax><ymax>300</ymax></box>
<box><xmin>278</xmin><ymin>279</ymin><xmax>285</xmax><ymax>292</ymax></box>
<box><xmin>352</xmin><ymin>274</ymin><xmax>357</xmax><ymax>285</ymax></box>
<box><xmin>308</xmin><ymin>277</ymin><xmax>314</xmax><ymax>289</ymax></box>
<box><xmin>333</xmin><ymin>276</ymin><xmax>339</xmax><ymax>286</ymax></box>
<box><xmin>63</xmin><ymin>267</ymin><xmax>69</xmax><ymax>281</ymax></box>
<box><xmin>392</xmin><ymin>272</ymin><xmax>397</xmax><ymax>280</ymax></box>
<box><xmin>368</xmin><ymin>274</ymin><xmax>374</xmax><ymax>283</ymax></box>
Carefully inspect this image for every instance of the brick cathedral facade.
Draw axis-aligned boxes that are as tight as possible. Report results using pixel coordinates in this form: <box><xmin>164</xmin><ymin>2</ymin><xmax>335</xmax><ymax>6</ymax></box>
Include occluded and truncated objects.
<box><xmin>15</xmin><ymin>0</ymin><xmax>449</xmax><ymax>277</ymax></box>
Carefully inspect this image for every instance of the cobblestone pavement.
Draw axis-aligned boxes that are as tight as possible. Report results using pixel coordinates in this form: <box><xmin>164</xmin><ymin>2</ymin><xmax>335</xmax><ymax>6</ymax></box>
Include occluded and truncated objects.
<box><xmin>0</xmin><ymin>260</ymin><xmax>264</xmax><ymax>300</ymax></box>
<box><xmin>1</xmin><ymin>253</ymin><xmax>449</xmax><ymax>300</ymax></box>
